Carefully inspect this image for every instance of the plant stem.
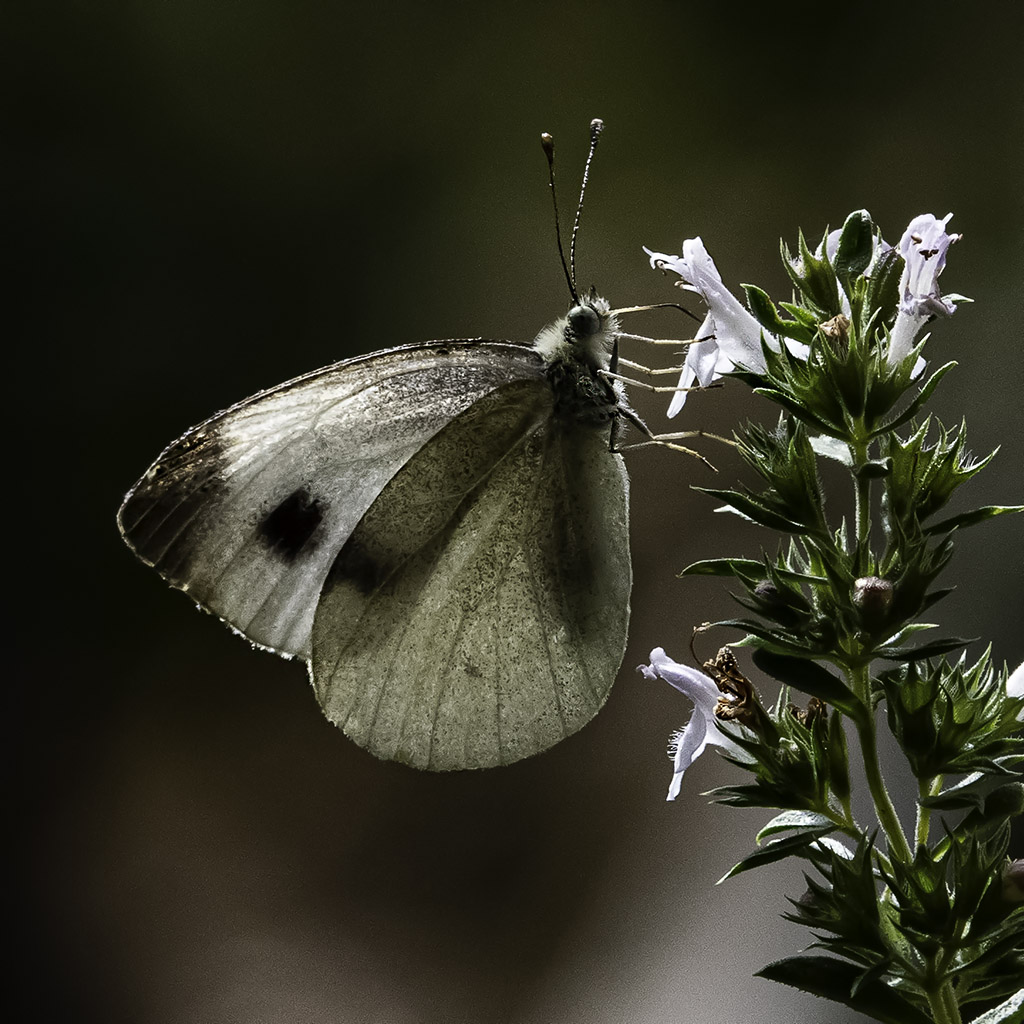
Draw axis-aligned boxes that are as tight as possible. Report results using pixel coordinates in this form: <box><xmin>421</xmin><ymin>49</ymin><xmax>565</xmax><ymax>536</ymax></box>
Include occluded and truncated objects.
<box><xmin>925</xmin><ymin>978</ymin><xmax>963</xmax><ymax>1024</ymax></box>
<box><xmin>851</xmin><ymin>665</ymin><xmax>913</xmax><ymax>864</ymax></box>
<box><xmin>915</xmin><ymin>776</ymin><xmax>943</xmax><ymax>847</ymax></box>
<box><xmin>851</xmin><ymin>440</ymin><xmax>873</xmax><ymax>572</ymax></box>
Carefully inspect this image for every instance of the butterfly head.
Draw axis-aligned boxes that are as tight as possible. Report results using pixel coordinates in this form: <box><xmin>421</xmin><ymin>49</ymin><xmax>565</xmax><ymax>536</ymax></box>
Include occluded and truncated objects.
<box><xmin>533</xmin><ymin>294</ymin><xmax>620</xmax><ymax>372</ymax></box>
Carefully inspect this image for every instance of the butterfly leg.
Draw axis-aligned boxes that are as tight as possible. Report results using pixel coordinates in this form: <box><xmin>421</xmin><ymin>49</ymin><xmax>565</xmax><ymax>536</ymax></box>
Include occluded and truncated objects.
<box><xmin>599</xmin><ymin>368</ymin><xmax>716</xmax><ymax>396</ymax></box>
<box><xmin>611</xmin><ymin>404</ymin><xmax>718</xmax><ymax>469</ymax></box>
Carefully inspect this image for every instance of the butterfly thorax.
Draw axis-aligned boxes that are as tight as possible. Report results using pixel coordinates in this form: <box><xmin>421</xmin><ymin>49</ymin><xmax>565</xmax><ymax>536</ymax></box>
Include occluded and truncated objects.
<box><xmin>533</xmin><ymin>296</ymin><xmax>622</xmax><ymax>425</ymax></box>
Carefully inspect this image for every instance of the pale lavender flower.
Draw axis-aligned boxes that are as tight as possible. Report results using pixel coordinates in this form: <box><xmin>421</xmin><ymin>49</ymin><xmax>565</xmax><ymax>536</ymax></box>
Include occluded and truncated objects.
<box><xmin>888</xmin><ymin>213</ymin><xmax>962</xmax><ymax>366</ymax></box>
<box><xmin>645</xmin><ymin>238</ymin><xmax>769</xmax><ymax>417</ymax></box>
<box><xmin>1008</xmin><ymin>662</ymin><xmax>1024</xmax><ymax>700</ymax></box>
<box><xmin>1008</xmin><ymin>663</ymin><xmax>1024</xmax><ymax>723</ymax></box>
<box><xmin>640</xmin><ymin>647</ymin><xmax>744</xmax><ymax>801</ymax></box>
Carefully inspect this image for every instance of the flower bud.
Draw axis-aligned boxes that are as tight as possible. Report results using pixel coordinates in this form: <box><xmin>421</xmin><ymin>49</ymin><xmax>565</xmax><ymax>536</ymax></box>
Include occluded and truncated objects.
<box><xmin>853</xmin><ymin>576</ymin><xmax>893</xmax><ymax>628</ymax></box>
<box><xmin>751</xmin><ymin>579</ymin><xmax>810</xmax><ymax>628</ymax></box>
<box><xmin>1002</xmin><ymin>859</ymin><xmax>1024</xmax><ymax>904</ymax></box>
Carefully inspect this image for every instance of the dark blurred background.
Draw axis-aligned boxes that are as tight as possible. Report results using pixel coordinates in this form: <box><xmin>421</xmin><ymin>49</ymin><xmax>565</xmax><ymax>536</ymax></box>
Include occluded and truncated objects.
<box><xmin>12</xmin><ymin>2</ymin><xmax>1022</xmax><ymax>1022</ymax></box>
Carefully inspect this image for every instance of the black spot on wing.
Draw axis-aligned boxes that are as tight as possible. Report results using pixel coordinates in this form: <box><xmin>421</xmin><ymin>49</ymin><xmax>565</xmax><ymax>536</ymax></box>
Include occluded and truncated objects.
<box><xmin>258</xmin><ymin>487</ymin><xmax>326</xmax><ymax>561</ymax></box>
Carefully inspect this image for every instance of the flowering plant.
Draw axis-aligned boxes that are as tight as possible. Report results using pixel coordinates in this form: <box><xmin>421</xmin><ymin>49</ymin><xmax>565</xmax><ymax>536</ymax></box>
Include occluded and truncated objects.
<box><xmin>642</xmin><ymin>211</ymin><xmax>1023</xmax><ymax>1024</ymax></box>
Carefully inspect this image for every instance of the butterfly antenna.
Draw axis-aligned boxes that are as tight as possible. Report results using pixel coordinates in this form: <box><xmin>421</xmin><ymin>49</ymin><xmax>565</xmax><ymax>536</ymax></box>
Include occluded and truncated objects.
<box><xmin>569</xmin><ymin>118</ymin><xmax>604</xmax><ymax>294</ymax></box>
<box><xmin>541</xmin><ymin>130</ymin><xmax>578</xmax><ymax>303</ymax></box>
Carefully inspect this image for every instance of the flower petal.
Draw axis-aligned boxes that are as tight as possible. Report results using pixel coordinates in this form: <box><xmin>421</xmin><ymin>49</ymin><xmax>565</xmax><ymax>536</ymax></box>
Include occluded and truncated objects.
<box><xmin>667</xmin><ymin>714</ymin><xmax>709</xmax><ymax>801</ymax></box>
<box><xmin>667</xmin><ymin>324</ymin><xmax>720</xmax><ymax>418</ymax></box>
<box><xmin>646</xmin><ymin>238</ymin><xmax>773</xmax><ymax>416</ymax></box>
<box><xmin>888</xmin><ymin>213</ymin><xmax>961</xmax><ymax>365</ymax></box>
<box><xmin>642</xmin><ymin>647</ymin><xmax>745</xmax><ymax>800</ymax></box>
<box><xmin>1007</xmin><ymin>662</ymin><xmax>1024</xmax><ymax>701</ymax></box>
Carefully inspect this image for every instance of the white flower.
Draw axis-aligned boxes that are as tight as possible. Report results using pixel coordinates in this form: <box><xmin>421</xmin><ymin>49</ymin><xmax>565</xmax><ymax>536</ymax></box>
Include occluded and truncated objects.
<box><xmin>645</xmin><ymin>238</ymin><xmax>770</xmax><ymax>417</ymax></box>
<box><xmin>1008</xmin><ymin>662</ymin><xmax>1024</xmax><ymax>700</ymax></box>
<box><xmin>887</xmin><ymin>213</ymin><xmax>962</xmax><ymax>366</ymax></box>
<box><xmin>1008</xmin><ymin>663</ymin><xmax>1024</xmax><ymax>725</ymax></box>
<box><xmin>640</xmin><ymin>647</ymin><xmax>744</xmax><ymax>801</ymax></box>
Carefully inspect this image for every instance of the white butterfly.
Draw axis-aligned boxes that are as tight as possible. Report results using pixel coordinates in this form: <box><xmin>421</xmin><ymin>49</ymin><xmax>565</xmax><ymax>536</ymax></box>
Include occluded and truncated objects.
<box><xmin>119</xmin><ymin>121</ymin><xmax>647</xmax><ymax>771</ymax></box>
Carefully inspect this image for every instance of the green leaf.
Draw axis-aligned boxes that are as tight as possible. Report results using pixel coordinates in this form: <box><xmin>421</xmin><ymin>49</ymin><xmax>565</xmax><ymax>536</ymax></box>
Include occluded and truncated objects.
<box><xmin>809</xmin><ymin>434</ymin><xmax>854</xmax><ymax>465</ymax></box>
<box><xmin>753</xmin><ymin>954</ymin><xmax>937</xmax><ymax>1019</ymax></box>
<box><xmin>679</xmin><ymin>557</ymin><xmax>765</xmax><ymax>578</ymax></box>
<box><xmin>751</xmin><ymin>387</ymin><xmax>837</xmax><ymax>435</ymax></box>
<box><xmin>714</xmin><ymin>618</ymin><xmax>819</xmax><ymax>656</ymax></box>
<box><xmin>877</xmin><ymin>623</ymin><xmax>939</xmax><ymax>648</ymax></box>
<box><xmin>778</xmin><ymin>301</ymin><xmax>820</xmax><ymax>330</ymax></box>
<box><xmin>922</xmin><ymin>780</ymin><xmax>987</xmax><ymax>812</ymax></box>
<box><xmin>752</xmin><ymin>649</ymin><xmax>868</xmax><ymax>723</ymax></box>
<box><xmin>697</xmin><ymin>487</ymin><xmax>808</xmax><ymax>533</ymax></box>
<box><xmin>833</xmin><ymin>210</ymin><xmax>875</xmax><ymax>279</ymax></box>
<box><xmin>871</xmin><ymin>361</ymin><xmax>957</xmax><ymax>435</ymax></box>
<box><xmin>967</xmin><ymin>990</ymin><xmax>1024</xmax><ymax>1024</ymax></box>
<box><xmin>718</xmin><ymin>826</ymin><xmax>835</xmax><ymax>882</ymax></box>
<box><xmin>756</xmin><ymin>955</ymin><xmax>932</xmax><ymax>1024</ymax></box>
<box><xmin>743</xmin><ymin>284</ymin><xmax>787</xmax><ymax>334</ymax></box>
<box><xmin>703</xmin><ymin>783</ymin><xmax>789</xmax><ymax>808</ymax></box>
<box><xmin>850</xmin><ymin>959</ymin><xmax>896</xmax><ymax>998</ymax></box>
<box><xmin>862</xmin><ymin>245</ymin><xmax>904</xmax><ymax>326</ymax></box>
<box><xmin>855</xmin><ymin>458</ymin><xmax>893</xmax><ymax>480</ymax></box>
<box><xmin>756</xmin><ymin>810</ymin><xmax>834</xmax><ymax>843</ymax></box>
<box><xmin>773</xmin><ymin>567</ymin><xmax>829</xmax><ymax>585</ymax></box>
<box><xmin>925</xmin><ymin>504</ymin><xmax>1024</xmax><ymax>535</ymax></box>
<box><xmin>920</xmin><ymin>768</ymin><xmax>1022</xmax><ymax>811</ymax></box>
<box><xmin>828</xmin><ymin>709</ymin><xmax>851</xmax><ymax>803</ymax></box>
<box><xmin>876</xmin><ymin>636</ymin><xmax>976</xmax><ymax>661</ymax></box>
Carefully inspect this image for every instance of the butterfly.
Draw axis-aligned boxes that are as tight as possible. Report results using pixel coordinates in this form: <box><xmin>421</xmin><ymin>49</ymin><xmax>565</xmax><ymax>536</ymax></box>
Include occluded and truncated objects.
<box><xmin>119</xmin><ymin>120</ymin><xmax>649</xmax><ymax>772</ymax></box>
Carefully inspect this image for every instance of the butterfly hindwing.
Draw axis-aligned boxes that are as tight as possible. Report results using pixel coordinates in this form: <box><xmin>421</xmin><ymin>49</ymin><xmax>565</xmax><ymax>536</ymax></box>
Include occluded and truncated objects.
<box><xmin>310</xmin><ymin>378</ymin><xmax>632</xmax><ymax>770</ymax></box>
<box><xmin>118</xmin><ymin>341</ymin><xmax>545</xmax><ymax>658</ymax></box>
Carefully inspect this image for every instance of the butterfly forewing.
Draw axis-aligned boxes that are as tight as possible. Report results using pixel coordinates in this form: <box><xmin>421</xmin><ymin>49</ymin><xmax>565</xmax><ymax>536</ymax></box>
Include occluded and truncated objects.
<box><xmin>118</xmin><ymin>341</ymin><xmax>545</xmax><ymax>658</ymax></box>
<box><xmin>310</xmin><ymin>378</ymin><xmax>631</xmax><ymax>770</ymax></box>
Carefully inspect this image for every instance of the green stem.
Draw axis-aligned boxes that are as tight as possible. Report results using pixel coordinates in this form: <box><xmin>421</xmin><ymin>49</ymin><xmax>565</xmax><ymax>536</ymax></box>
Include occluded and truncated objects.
<box><xmin>852</xmin><ymin>440</ymin><xmax>872</xmax><ymax>571</ymax></box>
<box><xmin>925</xmin><ymin>978</ymin><xmax>962</xmax><ymax>1024</ymax></box>
<box><xmin>822</xmin><ymin>806</ymin><xmax>894</xmax><ymax>875</ymax></box>
<box><xmin>851</xmin><ymin>665</ymin><xmax>913</xmax><ymax>864</ymax></box>
<box><xmin>915</xmin><ymin>775</ymin><xmax>943</xmax><ymax>848</ymax></box>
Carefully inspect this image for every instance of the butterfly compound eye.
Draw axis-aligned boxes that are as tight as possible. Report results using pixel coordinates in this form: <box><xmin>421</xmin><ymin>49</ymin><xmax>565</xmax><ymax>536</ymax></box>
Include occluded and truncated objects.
<box><xmin>567</xmin><ymin>304</ymin><xmax>601</xmax><ymax>339</ymax></box>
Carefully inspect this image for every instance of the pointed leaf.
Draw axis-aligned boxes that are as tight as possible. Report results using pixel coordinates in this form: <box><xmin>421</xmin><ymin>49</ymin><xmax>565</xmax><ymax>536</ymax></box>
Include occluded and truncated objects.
<box><xmin>752</xmin><ymin>649</ymin><xmax>868</xmax><ymax>723</ymax></box>
<box><xmin>697</xmin><ymin>487</ymin><xmax>808</xmax><ymax>533</ymax></box>
<box><xmin>703</xmin><ymin>783</ymin><xmax>784</xmax><ymax>808</ymax></box>
<box><xmin>756</xmin><ymin>955</ymin><xmax>932</xmax><ymax>1024</ymax></box>
<box><xmin>863</xmin><ymin>245</ymin><xmax>904</xmax><ymax>325</ymax></box>
<box><xmin>967</xmin><ymin>990</ymin><xmax>1024</xmax><ymax>1024</ymax></box>
<box><xmin>679</xmin><ymin>557</ymin><xmax>765</xmax><ymax>578</ymax></box>
<box><xmin>855</xmin><ymin>459</ymin><xmax>893</xmax><ymax>480</ymax></box>
<box><xmin>809</xmin><ymin>434</ymin><xmax>854</xmax><ymax>465</ymax></box>
<box><xmin>714</xmin><ymin>618</ymin><xmax>817</xmax><ymax>654</ymax></box>
<box><xmin>876</xmin><ymin>636</ymin><xmax>976</xmax><ymax>661</ymax></box>
<box><xmin>918</xmin><ymin>769</ymin><xmax>1021</xmax><ymax>811</ymax></box>
<box><xmin>751</xmin><ymin>387</ymin><xmax>837</xmax><ymax>435</ymax></box>
<box><xmin>850</xmin><ymin>958</ymin><xmax>895</xmax><ymax>998</ymax></box>
<box><xmin>757</xmin><ymin>810</ymin><xmax>834</xmax><ymax>843</ymax></box>
<box><xmin>925</xmin><ymin>504</ymin><xmax>1024</xmax><ymax>535</ymax></box>
<box><xmin>871</xmin><ymin>361</ymin><xmax>957</xmax><ymax>435</ymax></box>
<box><xmin>743</xmin><ymin>284</ymin><xmax>788</xmax><ymax>334</ymax></box>
<box><xmin>877</xmin><ymin>623</ymin><xmax>939</xmax><ymax>648</ymax></box>
<box><xmin>718</xmin><ymin>826</ymin><xmax>835</xmax><ymax>882</ymax></box>
<box><xmin>833</xmin><ymin>210</ymin><xmax>875</xmax><ymax>279</ymax></box>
